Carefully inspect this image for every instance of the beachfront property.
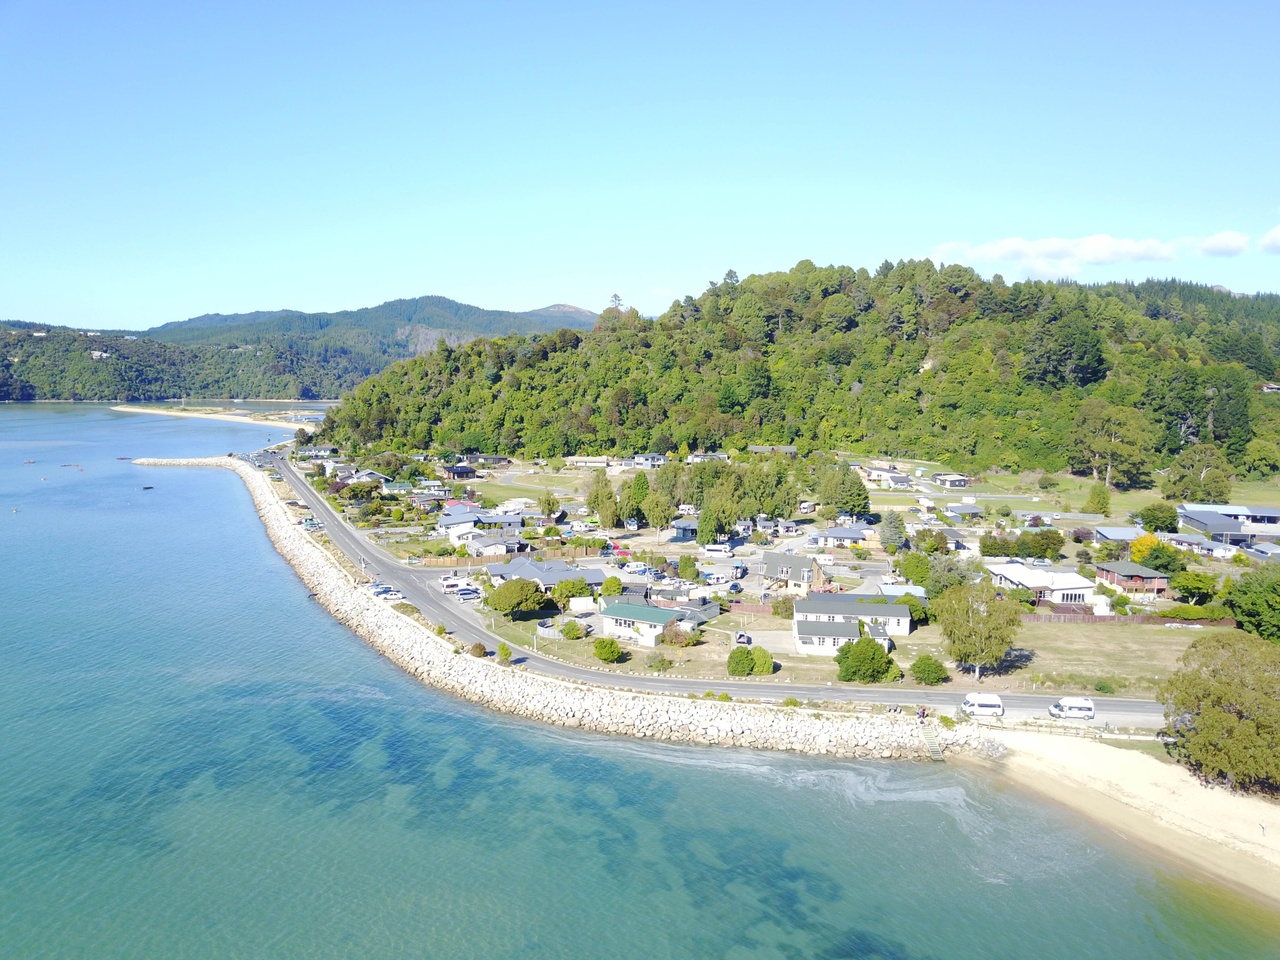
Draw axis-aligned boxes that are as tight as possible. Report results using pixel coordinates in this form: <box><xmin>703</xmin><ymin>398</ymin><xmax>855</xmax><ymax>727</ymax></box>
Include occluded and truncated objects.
<box><xmin>791</xmin><ymin>594</ymin><xmax>911</xmax><ymax>656</ymax></box>
<box><xmin>599</xmin><ymin>602</ymin><xmax>684</xmax><ymax>646</ymax></box>
<box><xmin>295</xmin><ymin>445</ymin><xmax>338</xmax><ymax>459</ymax></box>
<box><xmin>761</xmin><ymin>551</ymin><xmax>826</xmax><ymax>596</ymax></box>
<box><xmin>485</xmin><ymin>558</ymin><xmax>606</xmax><ymax>593</ymax></box>
<box><xmin>1093</xmin><ymin>561</ymin><xmax>1169</xmax><ymax>598</ymax></box>
<box><xmin>437</xmin><ymin>504</ymin><xmax>522</xmax><ymax>544</ymax></box>
<box><xmin>986</xmin><ymin>562</ymin><xmax>1097</xmax><ymax>606</ymax></box>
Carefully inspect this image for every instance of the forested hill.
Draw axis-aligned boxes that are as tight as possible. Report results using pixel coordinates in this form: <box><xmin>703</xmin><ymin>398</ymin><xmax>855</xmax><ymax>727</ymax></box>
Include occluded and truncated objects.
<box><xmin>317</xmin><ymin>260</ymin><xmax>1280</xmax><ymax>481</ymax></box>
<box><xmin>0</xmin><ymin>297</ymin><xmax>598</xmax><ymax>401</ymax></box>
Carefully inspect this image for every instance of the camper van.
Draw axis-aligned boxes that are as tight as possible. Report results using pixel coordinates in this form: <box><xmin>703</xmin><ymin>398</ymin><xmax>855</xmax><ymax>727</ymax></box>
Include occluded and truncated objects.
<box><xmin>1048</xmin><ymin>696</ymin><xmax>1095</xmax><ymax>720</ymax></box>
<box><xmin>702</xmin><ymin>544</ymin><xmax>734</xmax><ymax>559</ymax></box>
<box><xmin>960</xmin><ymin>693</ymin><xmax>1005</xmax><ymax>717</ymax></box>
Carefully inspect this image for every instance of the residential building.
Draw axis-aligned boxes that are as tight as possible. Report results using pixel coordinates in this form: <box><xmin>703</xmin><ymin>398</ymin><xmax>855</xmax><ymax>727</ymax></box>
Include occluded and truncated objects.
<box><xmin>1093</xmin><ymin>526</ymin><xmax>1142</xmax><ymax>544</ymax></box>
<box><xmin>670</xmin><ymin>518</ymin><xmax>699</xmax><ymax>542</ymax></box>
<box><xmin>685</xmin><ymin>451</ymin><xmax>730</xmax><ymax>464</ymax></box>
<box><xmin>931</xmin><ymin>473</ymin><xmax>969</xmax><ymax>488</ymax></box>
<box><xmin>296</xmin><ymin>445</ymin><xmax>338</xmax><ymax>458</ymax></box>
<box><xmin>1163</xmin><ymin>531</ymin><xmax>1237</xmax><ymax>560</ymax></box>
<box><xmin>945</xmin><ymin>503</ymin><xmax>984</xmax><ymax>520</ymax></box>
<box><xmin>437</xmin><ymin>505</ymin><xmax>522</xmax><ymax>544</ymax></box>
<box><xmin>791</xmin><ymin>595</ymin><xmax>912</xmax><ymax>657</ymax></box>
<box><xmin>566</xmin><ymin>455</ymin><xmax>611</xmax><ymax>469</ymax></box>
<box><xmin>747</xmin><ymin>445</ymin><xmax>797</xmax><ymax>455</ymax></box>
<box><xmin>634</xmin><ymin>453</ymin><xmax>668</xmax><ymax>470</ymax></box>
<box><xmin>986</xmin><ymin>563</ymin><xmax>1096</xmax><ymax>605</ymax></box>
<box><xmin>1094</xmin><ymin>561</ymin><xmax>1169</xmax><ymax>598</ymax></box>
<box><xmin>761</xmin><ymin>551</ymin><xmax>826</xmax><ymax>595</ymax></box>
<box><xmin>484</xmin><ymin>558</ymin><xmax>606</xmax><ymax>593</ymax></box>
<box><xmin>808</xmin><ymin>526</ymin><xmax>870</xmax><ymax>550</ymax></box>
<box><xmin>600</xmin><ymin>602</ymin><xmax>683</xmax><ymax>647</ymax></box>
<box><xmin>882</xmin><ymin>473</ymin><xmax>913</xmax><ymax>490</ymax></box>
<box><xmin>1179</xmin><ymin>503</ymin><xmax>1280</xmax><ymax>543</ymax></box>
<box><xmin>442</xmin><ymin>464</ymin><xmax>477</xmax><ymax>481</ymax></box>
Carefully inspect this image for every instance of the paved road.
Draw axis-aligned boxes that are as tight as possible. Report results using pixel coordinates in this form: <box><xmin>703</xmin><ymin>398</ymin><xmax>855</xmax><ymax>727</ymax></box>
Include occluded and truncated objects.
<box><xmin>265</xmin><ymin>451</ymin><xmax>1165</xmax><ymax>731</ymax></box>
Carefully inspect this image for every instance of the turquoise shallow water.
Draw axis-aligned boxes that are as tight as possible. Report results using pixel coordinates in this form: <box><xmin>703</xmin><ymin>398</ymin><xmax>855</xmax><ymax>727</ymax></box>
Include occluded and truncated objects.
<box><xmin>2</xmin><ymin>405</ymin><xmax>1279</xmax><ymax>959</ymax></box>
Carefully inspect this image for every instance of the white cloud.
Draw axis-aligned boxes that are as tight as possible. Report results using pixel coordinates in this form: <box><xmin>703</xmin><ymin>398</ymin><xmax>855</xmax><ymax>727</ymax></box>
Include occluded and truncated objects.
<box><xmin>935</xmin><ymin>233</ymin><xmax>1179</xmax><ymax>277</ymax></box>
<box><xmin>1261</xmin><ymin>224</ymin><xmax>1280</xmax><ymax>254</ymax></box>
<box><xmin>1200</xmin><ymin>231</ymin><xmax>1249</xmax><ymax>256</ymax></box>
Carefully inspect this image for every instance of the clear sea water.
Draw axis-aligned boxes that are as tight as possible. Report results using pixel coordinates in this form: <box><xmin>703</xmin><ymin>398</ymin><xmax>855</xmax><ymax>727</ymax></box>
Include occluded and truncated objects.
<box><xmin>2</xmin><ymin>404</ymin><xmax>1279</xmax><ymax>959</ymax></box>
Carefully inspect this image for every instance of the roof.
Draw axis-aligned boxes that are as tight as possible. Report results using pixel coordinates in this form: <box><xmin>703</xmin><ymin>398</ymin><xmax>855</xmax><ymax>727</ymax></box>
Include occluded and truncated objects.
<box><xmin>1096</xmin><ymin>561</ymin><xmax>1166</xmax><ymax>579</ymax></box>
<box><xmin>795</xmin><ymin>619</ymin><xmax>865</xmax><ymax>639</ymax></box>
<box><xmin>1094</xmin><ymin>526</ymin><xmax>1142</xmax><ymax>541</ymax></box>
<box><xmin>879</xmin><ymin>583</ymin><xmax>927</xmax><ymax>599</ymax></box>
<box><xmin>946</xmin><ymin>503</ymin><xmax>984</xmax><ymax>515</ymax></box>
<box><xmin>485</xmin><ymin>558</ymin><xmax>605</xmax><ymax>588</ymax></box>
<box><xmin>1183</xmin><ymin>503</ymin><xmax>1280</xmax><ymax>520</ymax></box>
<box><xmin>601</xmin><ymin>602</ymin><xmax>678</xmax><ymax>626</ymax></box>
<box><xmin>762</xmin><ymin>551</ymin><xmax>820</xmax><ymax>582</ymax></box>
<box><xmin>986</xmin><ymin>563</ymin><xmax>1093</xmax><ymax>591</ymax></box>
<box><xmin>1179</xmin><ymin>510</ymin><xmax>1243</xmax><ymax>534</ymax></box>
<box><xmin>794</xmin><ymin>596</ymin><xmax>910</xmax><ymax>618</ymax></box>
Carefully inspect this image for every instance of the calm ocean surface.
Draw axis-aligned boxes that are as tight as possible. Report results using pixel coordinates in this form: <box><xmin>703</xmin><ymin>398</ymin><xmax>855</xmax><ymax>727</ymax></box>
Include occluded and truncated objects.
<box><xmin>2</xmin><ymin>404</ymin><xmax>1278</xmax><ymax>959</ymax></box>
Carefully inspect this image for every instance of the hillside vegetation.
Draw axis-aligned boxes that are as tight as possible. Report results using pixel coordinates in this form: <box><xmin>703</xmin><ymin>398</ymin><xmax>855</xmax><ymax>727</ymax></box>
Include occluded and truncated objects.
<box><xmin>316</xmin><ymin>260</ymin><xmax>1280</xmax><ymax>481</ymax></box>
<box><xmin>0</xmin><ymin>296</ymin><xmax>597</xmax><ymax>401</ymax></box>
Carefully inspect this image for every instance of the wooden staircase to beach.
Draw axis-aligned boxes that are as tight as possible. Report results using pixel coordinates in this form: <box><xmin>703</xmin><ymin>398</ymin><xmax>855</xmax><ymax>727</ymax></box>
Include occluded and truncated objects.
<box><xmin>918</xmin><ymin>725</ymin><xmax>945</xmax><ymax>761</ymax></box>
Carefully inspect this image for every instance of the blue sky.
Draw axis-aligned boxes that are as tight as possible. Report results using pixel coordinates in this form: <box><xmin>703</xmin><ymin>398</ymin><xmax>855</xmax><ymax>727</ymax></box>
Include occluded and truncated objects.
<box><xmin>2</xmin><ymin>0</ymin><xmax>1278</xmax><ymax>330</ymax></box>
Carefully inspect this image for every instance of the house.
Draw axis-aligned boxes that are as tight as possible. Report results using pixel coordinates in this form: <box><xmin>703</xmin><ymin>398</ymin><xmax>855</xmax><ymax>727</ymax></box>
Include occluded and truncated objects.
<box><xmin>634</xmin><ymin>453</ymin><xmax>668</xmax><ymax>470</ymax></box>
<box><xmin>777</xmin><ymin>519</ymin><xmax>799</xmax><ymax>537</ymax></box>
<box><xmin>808</xmin><ymin>526</ymin><xmax>869</xmax><ymax>550</ymax></box>
<box><xmin>761</xmin><ymin>551</ymin><xmax>826</xmax><ymax>595</ymax></box>
<box><xmin>670</xmin><ymin>518</ymin><xmax>699</xmax><ymax>542</ymax></box>
<box><xmin>1093</xmin><ymin>526</ymin><xmax>1142</xmax><ymax>543</ymax></box>
<box><xmin>485</xmin><ymin>558</ymin><xmax>606</xmax><ymax>592</ymax></box>
<box><xmin>349</xmin><ymin>469</ymin><xmax>392</xmax><ymax>485</ymax></box>
<box><xmin>734</xmin><ymin>519</ymin><xmax>754</xmax><ymax>538</ymax></box>
<box><xmin>756</xmin><ymin>518</ymin><xmax>777</xmax><ymax>536</ymax></box>
<box><xmin>986</xmin><ymin>563</ymin><xmax>1096</xmax><ymax>605</ymax></box>
<box><xmin>791</xmin><ymin>595</ymin><xmax>912</xmax><ymax>657</ymax></box>
<box><xmin>685</xmin><ymin>452</ymin><xmax>730</xmax><ymax>464</ymax></box>
<box><xmin>381</xmin><ymin>480</ymin><xmax>414</xmax><ymax>496</ymax></box>
<box><xmin>747</xmin><ymin>445</ymin><xmax>797</xmax><ymax>456</ymax></box>
<box><xmin>1242</xmin><ymin>542</ymin><xmax>1280</xmax><ymax>562</ymax></box>
<box><xmin>464</xmin><ymin>454</ymin><xmax>511</xmax><ymax>467</ymax></box>
<box><xmin>1094</xmin><ymin>561</ymin><xmax>1169</xmax><ymax>598</ymax></box>
<box><xmin>442</xmin><ymin>464</ymin><xmax>477</xmax><ymax>481</ymax></box>
<box><xmin>878</xmin><ymin>583</ymin><xmax>927</xmax><ymax>601</ymax></box>
<box><xmin>600</xmin><ymin>602</ymin><xmax>683</xmax><ymax>647</ymax></box>
<box><xmin>882</xmin><ymin>473</ymin><xmax>913</xmax><ymax>491</ymax></box>
<box><xmin>945</xmin><ymin>503</ymin><xmax>984</xmax><ymax>520</ymax></box>
<box><xmin>931</xmin><ymin>473</ymin><xmax>969</xmax><ymax>489</ymax></box>
<box><xmin>567</xmin><ymin>455</ymin><xmax>611</xmax><ymax>469</ymax></box>
<box><xmin>1180</xmin><ymin>503</ymin><xmax>1280</xmax><ymax>543</ymax></box>
<box><xmin>1164</xmin><ymin>532</ymin><xmax>1237</xmax><ymax>560</ymax></box>
<box><xmin>676</xmin><ymin>503</ymin><xmax>699</xmax><ymax>516</ymax></box>
<box><xmin>295</xmin><ymin>445</ymin><xmax>338</xmax><ymax>459</ymax></box>
<box><xmin>437</xmin><ymin>505</ymin><xmax>522</xmax><ymax>544</ymax></box>
<box><xmin>463</xmin><ymin>536</ymin><xmax>518</xmax><ymax>557</ymax></box>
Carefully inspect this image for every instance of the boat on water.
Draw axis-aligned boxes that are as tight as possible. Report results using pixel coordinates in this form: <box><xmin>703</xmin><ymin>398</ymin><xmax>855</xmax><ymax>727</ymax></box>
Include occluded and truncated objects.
<box><xmin>116</xmin><ymin>457</ymin><xmax>132</xmax><ymax>461</ymax></box>
<box><xmin>142</xmin><ymin>485</ymin><xmax>154</xmax><ymax>490</ymax></box>
<box><xmin>23</xmin><ymin>460</ymin><xmax>35</xmax><ymax>464</ymax></box>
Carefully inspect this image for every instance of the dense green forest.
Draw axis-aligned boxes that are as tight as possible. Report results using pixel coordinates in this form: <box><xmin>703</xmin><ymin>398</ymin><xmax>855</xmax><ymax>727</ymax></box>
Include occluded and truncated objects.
<box><xmin>316</xmin><ymin>260</ymin><xmax>1280</xmax><ymax>482</ymax></box>
<box><xmin>0</xmin><ymin>296</ymin><xmax>597</xmax><ymax>401</ymax></box>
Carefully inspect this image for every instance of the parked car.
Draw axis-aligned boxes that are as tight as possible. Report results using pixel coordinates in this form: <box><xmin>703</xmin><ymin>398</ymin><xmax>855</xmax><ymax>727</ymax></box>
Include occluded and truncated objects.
<box><xmin>455</xmin><ymin>588</ymin><xmax>481</xmax><ymax>602</ymax></box>
<box><xmin>727</xmin><ymin>582</ymin><xmax>742</xmax><ymax>594</ymax></box>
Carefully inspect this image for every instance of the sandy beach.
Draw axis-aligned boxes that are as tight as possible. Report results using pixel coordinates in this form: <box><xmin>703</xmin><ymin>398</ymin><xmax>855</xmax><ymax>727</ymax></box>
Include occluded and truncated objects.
<box><xmin>986</xmin><ymin>731</ymin><xmax>1280</xmax><ymax>906</ymax></box>
<box><xmin>112</xmin><ymin>404</ymin><xmax>319</xmax><ymax>431</ymax></box>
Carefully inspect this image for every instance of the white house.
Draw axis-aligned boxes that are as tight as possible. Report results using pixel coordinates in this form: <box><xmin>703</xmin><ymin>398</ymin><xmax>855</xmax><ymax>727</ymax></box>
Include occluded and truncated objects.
<box><xmin>792</xmin><ymin>595</ymin><xmax>911</xmax><ymax>657</ymax></box>
<box><xmin>686</xmin><ymin>452</ymin><xmax>729</xmax><ymax>464</ymax></box>
<box><xmin>985</xmin><ymin>563</ymin><xmax>1096</xmax><ymax>606</ymax></box>
<box><xmin>634</xmin><ymin>453</ymin><xmax>669</xmax><ymax>470</ymax></box>
<box><xmin>600</xmin><ymin>602</ymin><xmax>682</xmax><ymax>646</ymax></box>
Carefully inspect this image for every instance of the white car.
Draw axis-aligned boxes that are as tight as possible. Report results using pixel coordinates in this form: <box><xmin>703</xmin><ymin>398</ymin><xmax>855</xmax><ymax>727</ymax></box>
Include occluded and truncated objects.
<box><xmin>705</xmin><ymin>574</ymin><xmax>728</xmax><ymax>585</ymax></box>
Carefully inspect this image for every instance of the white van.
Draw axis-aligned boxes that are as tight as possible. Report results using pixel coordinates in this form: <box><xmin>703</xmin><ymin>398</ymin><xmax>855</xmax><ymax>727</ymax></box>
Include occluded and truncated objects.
<box><xmin>703</xmin><ymin>544</ymin><xmax>733</xmax><ymax>558</ymax></box>
<box><xmin>961</xmin><ymin>693</ymin><xmax>1005</xmax><ymax>717</ymax></box>
<box><xmin>623</xmin><ymin>561</ymin><xmax>648</xmax><ymax>574</ymax></box>
<box><xmin>1048</xmin><ymin>696</ymin><xmax>1095</xmax><ymax>720</ymax></box>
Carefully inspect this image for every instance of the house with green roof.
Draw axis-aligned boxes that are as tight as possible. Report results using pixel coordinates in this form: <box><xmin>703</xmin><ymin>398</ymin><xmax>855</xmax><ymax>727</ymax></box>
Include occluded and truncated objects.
<box><xmin>600</xmin><ymin>602</ymin><xmax>684</xmax><ymax>647</ymax></box>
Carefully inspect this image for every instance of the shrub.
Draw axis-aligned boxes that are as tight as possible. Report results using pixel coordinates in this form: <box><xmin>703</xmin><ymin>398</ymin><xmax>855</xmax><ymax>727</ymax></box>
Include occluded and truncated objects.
<box><xmin>561</xmin><ymin>619</ymin><xmax>583</xmax><ymax>641</ymax></box>
<box><xmin>751</xmin><ymin>646</ymin><xmax>774</xmax><ymax>675</ymax></box>
<box><xmin>496</xmin><ymin>641</ymin><xmax>511</xmax><ymax>664</ymax></box>
<box><xmin>909</xmin><ymin>654</ymin><xmax>949</xmax><ymax>686</ymax></box>
<box><xmin>661</xmin><ymin>620</ymin><xmax>699</xmax><ymax>647</ymax></box>
<box><xmin>593</xmin><ymin>637</ymin><xmax>623</xmax><ymax>663</ymax></box>
<box><xmin>468</xmin><ymin>642</ymin><xmax>487</xmax><ymax>658</ymax></box>
<box><xmin>938</xmin><ymin>715</ymin><xmax>956</xmax><ymax>730</ymax></box>
<box><xmin>781</xmin><ymin>696</ymin><xmax>801</xmax><ymax>707</ymax></box>
<box><xmin>391</xmin><ymin>508</ymin><xmax>404</xmax><ymax>522</ymax></box>
<box><xmin>1162</xmin><ymin>603</ymin><xmax>1231</xmax><ymax>622</ymax></box>
<box><xmin>434</xmin><ymin>623</ymin><xmax>448</xmax><ymax>636</ymax></box>
<box><xmin>727</xmin><ymin>646</ymin><xmax>754</xmax><ymax>676</ymax></box>
<box><xmin>834</xmin><ymin>638</ymin><xmax>896</xmax><ymax>683</ymax></box>
<box><xmin>717</xmin><ymin>692</ymin><xmax>732</xmax><ymax>702</ymax></box>
<box><xmin>644</xmin><ymin>651</ymin><xmax>672</xmax><ymax>671</ymax></box>
<box><xmin>703</xmin><ymin>690</ymin><xmax>716</xmax><ymax>699</ymax></box>
<box><xmin>771</xmin><ymin>596</ymin><xmax>794</xmax><ymax>618</ymax></box>
<box><xmin>1094</xmin><ymin>681</ymin><xmax>1115</xmax><ymax>694</ymax></box>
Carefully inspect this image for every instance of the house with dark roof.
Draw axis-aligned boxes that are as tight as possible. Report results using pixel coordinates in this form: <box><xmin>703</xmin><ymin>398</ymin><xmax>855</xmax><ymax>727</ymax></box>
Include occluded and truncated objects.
<box><xmin>442</xmin><ymin>464</ymin><xmax>477</xmax><ymax>481</ymax></box>
<box><xmin>670</xmin><ymin>518</ymin><xmax>699</xmax><ymax>542</ymax></box>
<box><xmin>761</xmin><ymin>551</ymin><xmax>825</xmax><ymax>595</ymax></box>
<box><xmin>484</xmin><ymin>558</ymin><xmax>605</xmax><ymax>592</ymax></box>
<box><xmin>1179</xmin><ymin>503</ymin><xmax>1280</xmax><ymax>544</ymax></box>
<box><xmin>1094</xmin><ymin>561</ymin><xmax>1169</xmax><ymax>598</ymax></box>
<box><xmin>1093</xmin><ymin>526</ymin><xmax>1142</xmax><ymax>543</ymax></box>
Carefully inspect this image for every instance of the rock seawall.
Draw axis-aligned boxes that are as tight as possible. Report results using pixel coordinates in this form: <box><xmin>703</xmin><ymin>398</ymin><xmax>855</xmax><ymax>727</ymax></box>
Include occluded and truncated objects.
<box><xmin>137</xmin><ymin>456</ymin><xmax>994</xmax><ymax>760</ymax></box>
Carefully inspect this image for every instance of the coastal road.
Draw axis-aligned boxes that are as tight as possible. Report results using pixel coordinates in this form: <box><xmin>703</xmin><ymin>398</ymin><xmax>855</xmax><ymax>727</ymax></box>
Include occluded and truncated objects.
<box><xmin>267</xmin><ymin>452</ymin><xmax>1166</xmax><ymax>730</ymax></box>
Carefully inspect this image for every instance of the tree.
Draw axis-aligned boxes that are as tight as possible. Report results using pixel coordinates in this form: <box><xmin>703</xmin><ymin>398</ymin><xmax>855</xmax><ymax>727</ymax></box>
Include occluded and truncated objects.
<box><xmin>600</xmin><ymin>575</ymin><xmax>623</xmax><ymax>596</ymax></box>
<box><xmin>834</xmin><ymin>637</ymin><xmax>895</xmax><ymax>683</ymax></box>
<box><xmin>1223</xmin><ymin>565</ymin><xmax>1280</xmax><ymax>642</ymax></box>
<box><xmin>751</xmin><ymin>646</ymin><xmax>774</xmax><ymax>675</ymax></box>
<box><xmin>727</xmin><ymin>646</ymin><xmax>754</xmax><ymax>676</ymax></box>
<box><xmin>897</xmin><ymin>552</ymin><xmax>931</xmax><ymax>586</ymax></box>
<box><xmin>878</xmin><ymin>511</ymin><xmax>907</xmax><ymax>550</ymax></box>
<box><xmin>644</xmin><ymin>651</ymin><xmax>672</xmax><ymax>671</ymax></box>
<box><xmin>586</xmin><ymin>469</ymin><xmax>619</xmax><ymax>528</ymax></box>
<box><xmin>925</xmin><ymin>553</ymin><xmax>977</xmax><ymax>599</ymax></box>
<box><xmin>1159</xmin><ymin>631</ymin><xmax>1280</xmax><ymax>792</ymax></box>
<box><xmin>594</xmin><ymin>637</ymin><xmax>623</xmax><ymax>663</ymax></box>
<box><xmin>678</xmin><ymin>555</ymin><xmax>699</xmax><ymax>581</ymax></box>
<box><xmin>643</xmin><ymin>490</ymin><xmax>675</xmax><ymax>532</ymax></box>
<box><xmin>1129</xmin><ymin>533</ymin><xmax>1161</xmax><ymax>566</ymax></box>
<box><xmin>496</xmin><ymin>641</ymin><xmax>512</xmax><ymax>664</ymax></box>
<box><xmin>932</xmin><ymin>581</ymin><xmax>1022</xmax><ymax>680</ymax></box>
<box><xmin>910</xmin><ymin>654</ymin><xmax>949</xmax><ymax>686</ymax></box>
<box><xmin>561</xmin><ymin>619</ymin><xmax>583</xmax><ymax>641</ymax></box>
<box><xmin>660</xmin><ymin>620</ymin><xmax>699</xmax><ymax>647</ymax></box>
<box><xmin>1170</xmin><ymin>571</ymin><xmax>1217</xmax><ymax>605</ymax></box>
<box><xmin>1081</xmin><ymin>482</ymin><xmax>1111</xmax><ymax>516</ymax></box>
<box><xmin>1140</xmin><ymin>543</ymin><xmax>1186</xmax><ymax>575</ymax></box>
<box><xmin>1065</xmin><ymin>399</ymin><xmax>1155</xmax><ymax>489</ymax></box>
<box><xmin>1162</xmin><ymin>444</ymin><xmax>1232</xmax><ymax>503</ymax></box>
<box><xmin>1132</xmin><ymin>502</ymin><xmax>1179</xmax><ymax>533</ymax></box>
<box><xmin>551</xmin><ymin>576</ymin><xmax>591</xmax><ymax>609</ymax></box>
<box><xmin>538</xmin><ymin>490</ymin><xmax>560</xmax><ymax>519</ymax></box>
<box><xmin>488</xmin><ymin>578</ymin><xmax>549</xmax><ymax>617</ymax></box>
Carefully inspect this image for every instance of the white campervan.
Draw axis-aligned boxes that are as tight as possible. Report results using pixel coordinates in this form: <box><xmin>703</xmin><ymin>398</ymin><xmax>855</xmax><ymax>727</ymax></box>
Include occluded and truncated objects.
<box><xmin>1048</xmin><ymin>696</ymin><xmax>1095</xmax><ymax>720</ymax></box>
<box><xmin>961</xmin><ymin>693</ymin><xmax>1005</xmax><ymax>717</ymax></box>
<box><xmin>702</xmin><ymin>544</ymin><xmax>733</xmax><ymax>559</ymax></box>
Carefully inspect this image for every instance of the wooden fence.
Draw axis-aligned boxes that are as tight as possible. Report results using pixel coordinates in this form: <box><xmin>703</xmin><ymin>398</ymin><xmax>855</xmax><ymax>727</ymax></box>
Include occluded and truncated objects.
<box><xmin>1020</xmin><ymin>613</ymin><xmax>1236</xmax><ymax>627</ymax></box>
